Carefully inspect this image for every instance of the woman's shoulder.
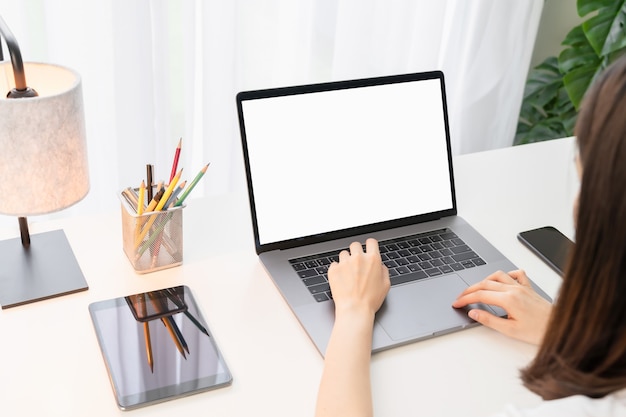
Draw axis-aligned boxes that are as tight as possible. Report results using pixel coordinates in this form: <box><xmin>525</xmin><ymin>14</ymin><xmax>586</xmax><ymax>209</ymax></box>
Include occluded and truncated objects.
<box><xmin>493</xmin><ymin>389</ymin><xmax>626</xmax><ymax>417</ymax></box>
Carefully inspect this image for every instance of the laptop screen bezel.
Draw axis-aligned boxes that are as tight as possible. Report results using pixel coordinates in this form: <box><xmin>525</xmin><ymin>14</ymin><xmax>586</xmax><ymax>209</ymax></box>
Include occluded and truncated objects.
<box><xmin>236</xmin><ymin>71</ymin><xmax>458</xmax><ymax>254</ymax></box>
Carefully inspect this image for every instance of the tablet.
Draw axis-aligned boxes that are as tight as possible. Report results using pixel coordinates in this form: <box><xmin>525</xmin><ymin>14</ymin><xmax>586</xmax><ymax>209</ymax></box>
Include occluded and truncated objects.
<box><xmin>89</xmin><ymin>285</ymin><xmax>232</xmax><ymax>410</ymax></box>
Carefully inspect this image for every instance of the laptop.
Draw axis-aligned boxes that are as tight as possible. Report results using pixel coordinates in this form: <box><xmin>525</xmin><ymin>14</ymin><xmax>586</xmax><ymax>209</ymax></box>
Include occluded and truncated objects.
<box><xmin>236</xmin><ymin>71</ymin><xmax>550</xmax><ymax>356</ymax></box>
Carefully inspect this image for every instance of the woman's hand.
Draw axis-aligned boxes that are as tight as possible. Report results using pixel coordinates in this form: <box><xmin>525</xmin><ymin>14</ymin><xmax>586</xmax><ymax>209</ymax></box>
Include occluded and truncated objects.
<box><xmin>328</xmin><ymin>238</ymin><xmax>390</xmax><ymax>319</ymax></box>
<box><xmin>452</xmin><ymin>270</ymin><xmax>552</xmax><ymax>345</ymax></box>
<box><xmin>315</xmin><ymin>238</ymin><xmax>390</xmax><ymax>417</ymax></box>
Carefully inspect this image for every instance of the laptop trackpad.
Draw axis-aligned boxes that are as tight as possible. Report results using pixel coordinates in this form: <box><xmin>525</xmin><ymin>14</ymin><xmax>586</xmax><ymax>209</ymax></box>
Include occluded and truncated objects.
<box><xmin>377</xmin><ymin>274</ymin><xmax>474</xmax><ymax>341</ymax></box>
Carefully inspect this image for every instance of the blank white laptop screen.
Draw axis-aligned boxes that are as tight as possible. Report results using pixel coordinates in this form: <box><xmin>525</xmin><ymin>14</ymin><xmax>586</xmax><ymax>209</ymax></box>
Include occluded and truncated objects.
<box><xmin>241</xmin><ymin>77</ymin><xmax>453</xmax><ymax>246</ymax></box>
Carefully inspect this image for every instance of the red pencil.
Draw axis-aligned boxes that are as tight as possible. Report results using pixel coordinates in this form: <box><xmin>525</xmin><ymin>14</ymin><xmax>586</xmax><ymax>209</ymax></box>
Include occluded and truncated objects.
<box><xmin>169</xmin><ymin>138</ymin><xmax>182</xmax><ymax>182</ymax></box>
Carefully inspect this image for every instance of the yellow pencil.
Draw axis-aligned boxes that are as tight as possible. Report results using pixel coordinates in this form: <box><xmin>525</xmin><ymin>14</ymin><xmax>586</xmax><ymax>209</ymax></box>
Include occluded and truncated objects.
<box><xmin>134</xmin><ymin>181</ymin><xmax>146</xmax><ymax>241</ymax></box>
<box><xmin>154</xmin><ymin>169</ymin><xmax>183</xmax><ymax>212</ymax></box>
<box><xmin>135</xmin><ymin>170</ymin><xmax>183</xmax><ymax>249</ymax></box>
<box><xmin>137</xmin><ymin>181</ymin><xmax>146</xmax><ymax>215</ymax></box>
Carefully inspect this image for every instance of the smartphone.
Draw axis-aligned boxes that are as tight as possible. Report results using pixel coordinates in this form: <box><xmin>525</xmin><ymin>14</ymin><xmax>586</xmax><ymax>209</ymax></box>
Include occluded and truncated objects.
<box><xmin>517</xmin><ymin>226</ymin><xmax>574</xmax><ymax>277</ymax></box>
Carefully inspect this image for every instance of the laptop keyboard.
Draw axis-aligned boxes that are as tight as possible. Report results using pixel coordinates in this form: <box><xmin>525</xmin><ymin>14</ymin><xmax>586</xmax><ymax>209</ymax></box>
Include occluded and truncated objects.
<box><xmin>289</xmin><ymin>228</ymin><xmax>486</xmax><ymax>302</ymax></box>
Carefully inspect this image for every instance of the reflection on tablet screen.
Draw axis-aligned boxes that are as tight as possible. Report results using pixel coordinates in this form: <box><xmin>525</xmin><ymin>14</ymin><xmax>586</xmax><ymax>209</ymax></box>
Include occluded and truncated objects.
<box><xmin>89</xmin><ymin>285</ymin><xmax>232</xmax><ymax>410</ymax></box>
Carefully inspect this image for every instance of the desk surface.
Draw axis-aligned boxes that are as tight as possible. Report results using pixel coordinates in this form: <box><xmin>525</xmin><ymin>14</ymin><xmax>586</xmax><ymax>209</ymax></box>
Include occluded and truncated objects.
<box><xmin>0</xmin><ymin>137</ymin><xmax>578</xmax><ymax>416</ymax></box>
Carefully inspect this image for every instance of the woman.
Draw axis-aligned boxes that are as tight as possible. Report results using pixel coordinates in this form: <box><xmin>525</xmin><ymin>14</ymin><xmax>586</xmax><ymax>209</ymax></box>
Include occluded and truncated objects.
<box><xmin>315</xmin><ymin>55</ymin><xmax>626</xmax><ymax>417</ymax></box>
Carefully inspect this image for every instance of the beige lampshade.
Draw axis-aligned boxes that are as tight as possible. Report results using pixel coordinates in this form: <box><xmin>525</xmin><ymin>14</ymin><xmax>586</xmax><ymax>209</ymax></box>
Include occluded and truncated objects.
<box><xmin>0</xmin><ymin>62</ymin><xmax>89</xmax><ymax>216</ymax></box>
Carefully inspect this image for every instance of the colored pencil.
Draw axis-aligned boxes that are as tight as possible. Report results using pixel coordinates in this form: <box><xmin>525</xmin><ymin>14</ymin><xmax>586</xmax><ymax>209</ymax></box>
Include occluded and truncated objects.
<box><xmin>169</xmin><ymin>138</ymin><xmax>182</xmax><ymax>182</ymax></box>
<box><xmin>174</xmin><ymin>163</ymin><xmax>209</xmax><ymax>207</ymax></box>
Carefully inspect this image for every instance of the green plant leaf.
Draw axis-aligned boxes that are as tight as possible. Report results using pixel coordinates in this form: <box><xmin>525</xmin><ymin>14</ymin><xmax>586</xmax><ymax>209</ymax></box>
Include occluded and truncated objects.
<box><xmin>516</xmin><ymin>0</ymin><xmax>626</xmax><ymax>145</ymax></box>
<box><xmin>514</xmin><ymin>117</ymin><xmax>567</xmax><ymax>145</ymax></box>
<box><xmin>577</xmin><ymin>0</ymin><xmax>617</xmax><ymax>18</ymax></box>
<box><xmin>563</xmin><ymin>65</ymin><xmax>599</xmax><ymax>109</ymax></box>
<box><xmin>582</xmin><ymin>1</ymin><xmax>626</xmax><ymax>56</ymax></box>
<box><xmin>559</xmin><ymin>47</ymin><xmax>600</xmax><ymax>75</ymax></box>
<box><xmin>523</xmin><ymin>57</ymin><xmax>563</xmax><ymax>108</ymax></box>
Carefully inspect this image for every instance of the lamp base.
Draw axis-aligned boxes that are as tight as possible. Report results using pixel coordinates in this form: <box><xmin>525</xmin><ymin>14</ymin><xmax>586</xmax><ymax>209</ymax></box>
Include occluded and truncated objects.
<box><xmin>0</xmin><ymin>229</ymin><xmax>88</xmax><ymax>309</ymax></box>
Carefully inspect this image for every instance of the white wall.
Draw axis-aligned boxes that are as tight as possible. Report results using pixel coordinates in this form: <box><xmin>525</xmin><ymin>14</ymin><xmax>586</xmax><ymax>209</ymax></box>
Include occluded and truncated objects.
<box><xmin>530</xmin><ymin>0</ymin><xmax>583</xmax><ymax>68</ymax></box>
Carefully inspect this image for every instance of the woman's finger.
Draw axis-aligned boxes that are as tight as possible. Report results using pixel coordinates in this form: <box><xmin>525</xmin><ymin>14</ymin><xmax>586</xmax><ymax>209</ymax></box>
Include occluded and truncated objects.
<box><xmin>508</xmin><ymin>269</ymin><xmax>532</xmax><ymax>287</ymax></box>
<box><xmin>452</xmin><ymin>288</ymin><xmax>510</xmax><ymax>310</ymax></box>
<box><xmin>349</xmin><ymin>241</ymin><xmax>364</xmax><ymax>255</ymax></box>
<box><xmin>365</xmin><ymin>238</ymin><xmax>379</xmax><ymax>255</ymax></box>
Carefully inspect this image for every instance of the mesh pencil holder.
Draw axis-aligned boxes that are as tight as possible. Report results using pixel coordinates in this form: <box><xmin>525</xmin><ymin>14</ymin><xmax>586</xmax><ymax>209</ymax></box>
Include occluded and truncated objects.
<box><xmin>120</xmin><ymin>190</ymin><xmax>185</xmax><ymax>274</ymax></box>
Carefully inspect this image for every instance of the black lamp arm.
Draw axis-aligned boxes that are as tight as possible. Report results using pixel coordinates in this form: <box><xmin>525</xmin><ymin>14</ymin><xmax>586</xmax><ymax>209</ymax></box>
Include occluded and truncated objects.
<box><xmin>0</xmin><ymin>15</ymin><xmax>37</xmax><ymax>98</ymax></box>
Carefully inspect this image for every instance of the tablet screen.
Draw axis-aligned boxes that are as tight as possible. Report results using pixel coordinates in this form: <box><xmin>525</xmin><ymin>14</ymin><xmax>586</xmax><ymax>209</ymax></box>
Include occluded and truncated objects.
<box><xmin>89</xmin><ymin>285</ymin><xmax>232</xmax><ymax>410</ymax></box>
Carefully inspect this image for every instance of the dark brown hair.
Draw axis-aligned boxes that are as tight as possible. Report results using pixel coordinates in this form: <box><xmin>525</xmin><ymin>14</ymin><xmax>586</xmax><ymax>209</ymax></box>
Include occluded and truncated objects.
<box><xmin>521</xmin><ymin>55</ymin><xmax>626</xmax><ymax>400</ymax></box>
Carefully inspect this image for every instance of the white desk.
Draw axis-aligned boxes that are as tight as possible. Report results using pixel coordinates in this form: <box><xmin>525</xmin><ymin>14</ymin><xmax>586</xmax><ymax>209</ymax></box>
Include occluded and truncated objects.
<box><xmin>0</xmin><ymin>137</ymin><xmax>578</xmax><ymax>416</ymax></box>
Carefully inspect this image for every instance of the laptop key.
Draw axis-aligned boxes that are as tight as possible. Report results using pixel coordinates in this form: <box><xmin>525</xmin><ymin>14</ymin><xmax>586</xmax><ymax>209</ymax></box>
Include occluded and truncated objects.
<box><xmin>451</xmin><ymin>251</ymin><xmax>479</xmax><ymax>262</ymax></box>
<box><xmin>425</xmin><ymin>268</ymin><xmax>442</xmax><ymax>277</ymax></box>
<box><xmin>396</xmin><ymin>258</ymin><xmax>409</xmax><ymax>266</ymax></box>
<box><xmin>440</xmin><ymin>232</ymin><xmax>457</xmax><ymax>240</ymax></box>
<box><xmin>314</xmin><ymin>293</ymin><xmax>329</xmax><ymax>302</ymax></box>
<box><xmin>439</xmin><ymin>265</ymin><xmax>453</xmax><ymax>274</ymax></box>
<box><xmin>292</xmin><ymin>263</ymin><xmax>306</xmax><ymax>271</ymax></box>
<box><xmin>451</xmin><ymin>263</ymin><xmax>465</xmax><ymax>271</ymax></box>
<box><xmin>303</xmin><ymin>276</ymin><xmax>326</xmax><ymax>287</ymax></box>
<box><xmin>390</xmin><ymin>270</ymin><xmax>428</xmax><ymax>286</ymax></box>
<box><xmin>309</xmin><ymin>283</ymin><xmax>330</xmax><ymax>294</ymax></box>
<box><xmin>450</xmin><ymin>245</ymin><xmax>471</xmax><ymax>254</ymax></box>
<box><xmin>430</xmin><ymin>259</ymin><xmax>444</xmax><ymax>267</ymax></box>
<box><xmin>298</xmin><ymin>269</ymin><xmax>319</xmax><ymax>279</ymax></box>
<box><xmin>384</xmin><ymin>260</ymin><xmax>399</xmax><ymax>268</ymax></box>
<box><xmin>442</xmin><ymin>256</ymin><xmax>455</xmax><ymax>264</ymax></box>
<box><xmin>316</xmin><ymin>266</ymin><xmax>329</xmax><ymax>274</ymax></box>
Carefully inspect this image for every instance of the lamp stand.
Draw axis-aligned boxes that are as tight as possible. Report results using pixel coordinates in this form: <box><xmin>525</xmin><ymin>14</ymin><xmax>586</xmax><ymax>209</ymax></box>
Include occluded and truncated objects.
<box><xmin>0</xmin><ymin>218</ymin><xmax>88</xmax><ymax>309</ymax></box>
<box><xmin>18</xmin><ymin>216</ymin><xmax>30</xmax><ymax>248</ymax></box>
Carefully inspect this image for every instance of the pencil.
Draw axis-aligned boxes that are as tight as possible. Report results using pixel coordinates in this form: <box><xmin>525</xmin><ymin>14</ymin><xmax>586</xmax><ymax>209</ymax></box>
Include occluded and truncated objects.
<box><xmin>135</xmin><ymin>181</ymin><xmax>146</xmax><ymax>242</ymax></box>
<box><xmin>167</xmin><ymin>315</ymin><xmax>189</xmax><ymax>354</ymax></box>
<box><xmin>136</xmin><ymin>182</ymin><xmax>161</xmax><ymax>248</ymax></box>
<box><xmin>151</xmin><ymin>180</ymin><xmax>187</xmax><ymax>267</ymax></box>
<box><xmin>135</xmin><ymin>170</ymin><xmax>183</xmax><ymax>249</ymax></box>
<box><xmin>174</xmin><ymin>163</ymin><xmax>210</xmax><ymax>207</ymax></box>
<box><xmin>146</xmin><ymin>164</ymin><xmax>154</xmax><ymax>202</ymax></box>
<box><xmin>144</xmin><ymin>322</ymin><xmax>153</xmax><ymax>372</ymax></box>
<box><xmin>155</xmin><ymin>169</ymin><xmax>183</xmax><ymax>212</ymax></box>
<box><xmin>137</xmin><ymin>181</ymin><xmax>146</xmax><ymax>215</ymax></box>
<box><xmin>162</xmin><ymin>317</ymin><xmax>187</xmax><ymax>359</ymax></box>
<box><xmin>162</xmin><ymin>180</ymin><xmax>186</xmax><ymax>210</ymax></box>
<box><xmin>122</xmin><ymin>187</ymin><xmax>138</xmax><ymax>211</ymax></box>
<box><xmin>145</xmin><ymin>181</ymin><xmax>164</xmax><ymax>213</ymax></box>
<box><xmin>169</xmin><ymin>138</ymin><xmax>182</xmax><ymax>182</ymax></box>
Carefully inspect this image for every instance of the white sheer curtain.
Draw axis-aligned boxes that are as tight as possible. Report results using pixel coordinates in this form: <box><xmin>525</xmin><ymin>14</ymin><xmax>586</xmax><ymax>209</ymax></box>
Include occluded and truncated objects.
<box><xmin>0</xmin><ymin>0</ymin><xmax>543</xmax><ymax>229</ymax></box>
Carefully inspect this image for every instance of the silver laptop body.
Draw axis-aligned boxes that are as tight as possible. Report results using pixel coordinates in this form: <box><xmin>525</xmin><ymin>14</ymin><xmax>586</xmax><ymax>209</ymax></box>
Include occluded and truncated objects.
<box><xmin>236</xmin><ymin>71</ymin><xmax>550</xmax><ymax>356</ymax></box>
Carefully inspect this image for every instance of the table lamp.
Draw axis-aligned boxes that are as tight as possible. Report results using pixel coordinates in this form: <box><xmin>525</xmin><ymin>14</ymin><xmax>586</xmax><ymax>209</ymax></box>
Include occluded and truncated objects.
<box><xmin>0</xmin><ymin>15</ymin><xmax>89</xmax><ymax>309</ymax></box>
